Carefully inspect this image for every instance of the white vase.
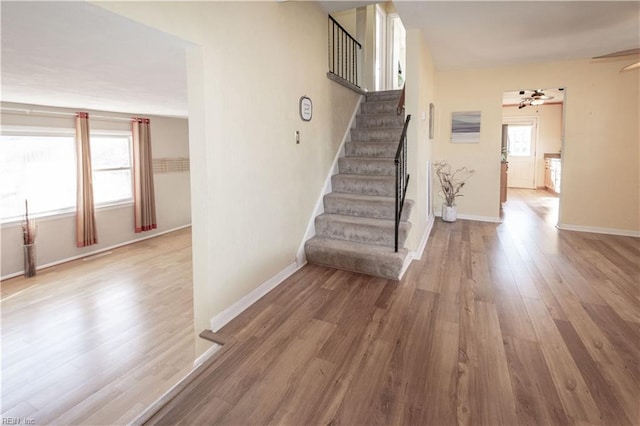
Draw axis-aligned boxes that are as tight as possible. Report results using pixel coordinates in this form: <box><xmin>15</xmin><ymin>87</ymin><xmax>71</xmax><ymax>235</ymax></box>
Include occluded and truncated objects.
<box><xmin>442</xmin><ymin>204</ymin><xmax>457</xmax><ymax>222</ymax></box>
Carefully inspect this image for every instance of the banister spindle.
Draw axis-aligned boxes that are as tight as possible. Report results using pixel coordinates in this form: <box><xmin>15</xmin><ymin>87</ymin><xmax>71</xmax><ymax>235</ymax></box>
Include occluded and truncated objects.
<box><xmin>327</xmin><ymin>16</ymin><xmax>362</xmax><ymax>88</ymax></box>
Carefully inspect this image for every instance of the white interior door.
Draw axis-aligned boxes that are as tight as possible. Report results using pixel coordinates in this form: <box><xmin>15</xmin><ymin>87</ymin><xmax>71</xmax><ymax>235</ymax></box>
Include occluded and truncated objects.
<box><xmin>506</xmin><ymin>118</ymin><xmax>537</xmax><ymax>188</ymax></box>
<box><xmin>386</xmin><ymin>14</ymin><xmax>406</xmax><ymax>90</ymax></box>
<box><xmin>374</xmin><ymin>5</ymin><xmax>386</xmax><ymax>91</ymax></box>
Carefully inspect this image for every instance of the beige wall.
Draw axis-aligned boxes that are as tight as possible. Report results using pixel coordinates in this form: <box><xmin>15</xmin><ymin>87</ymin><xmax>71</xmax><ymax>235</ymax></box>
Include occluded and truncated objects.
<box><xmin>97</xmin><ymin>1</ymin><xmax>361</xmax><ymax>354</ymax></box>
<box><xmin>503</xmin><ymin>103</ymin><xmax>563</xmax><ymax>189</ymax></box>
<box><xmin>1</xmin><ymin>102</ymin><xmax>191</xmax><ymax>278</ymax></box>
<box><xmin>336</xmin><ymin>5</ymin><xmax>377</xmax><ymax>92</ymax></box>
<box><xmin>434</xmin><ymin>57</ymin><xmax>639</xmax><ymax>231</ymax></box>
<box><xmin>404</xmin><ymin>29</ymin><xmax>436</xmax><ymax>249</ymax></box>
<box><xmin>331</xmin><ymin>9</ymin><xmax>356</xmax><ymax>37</ymax></box>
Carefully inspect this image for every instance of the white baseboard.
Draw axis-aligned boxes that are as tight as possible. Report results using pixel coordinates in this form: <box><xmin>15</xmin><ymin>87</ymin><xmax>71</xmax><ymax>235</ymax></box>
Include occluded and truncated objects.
<box><xmin>209</xmin><ymin>261</ymin><xmax>303</xmax><ymax>332</ymax></box>
<box><xmin>0</xmin><ymin>224</ymin><xmax>192</xmax><ymax>281</ymax></box>
<box><xmin>398</xmin><ymin>214</ymin><xmax>435</xmax><ymax>280</ymax></box>
<box><xmin>457</xmin><ymin>214</ymin><xmax>502</xmax><ymax>223</ymax></box>
<box><xmin>193</xmin><ymin>342</ymin><xmax>222</xmax><ymax>368</ymax></box>
<box><xmin>412</xmin><ymin>214</ymin><xmax>434</xmax><ymax>260</ymax></box>
<box><xmin>433</xmin><ymin>211</ymin><xmax>501</xmax><ymax>223</ymax></box>
<box><xmin>296</xmin><ymin>95</ymin><xmax>365</xmax><ymax>266</ymax></box>
<box><xmin>556</xmin><ymin>223</ymin><xmax>640</xmax><ymax>238</ymax></box>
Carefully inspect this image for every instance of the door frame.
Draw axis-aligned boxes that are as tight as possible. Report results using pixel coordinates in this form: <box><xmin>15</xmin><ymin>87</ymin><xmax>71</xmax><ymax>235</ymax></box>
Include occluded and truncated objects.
<box><xmin>374</xmin><ymin>4</ymin><xmax>387</xmax><ymax>91</ymax></box>
<box><xmin>385</xmin><ymin>12</ymin><xmax>405</xmax><ymax>90</ymax></box>
<box><xmin>504</xmin><ymin>116</ymin><xmax>539</xmax><ymax>189</ymax></box>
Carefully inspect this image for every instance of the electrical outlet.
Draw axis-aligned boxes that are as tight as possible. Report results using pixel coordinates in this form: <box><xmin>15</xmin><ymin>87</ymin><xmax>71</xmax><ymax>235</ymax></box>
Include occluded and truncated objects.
<box><xmin>296</xmin><ymin>130</ymin><xmax>300</xmax><ymax>144</ymax></box>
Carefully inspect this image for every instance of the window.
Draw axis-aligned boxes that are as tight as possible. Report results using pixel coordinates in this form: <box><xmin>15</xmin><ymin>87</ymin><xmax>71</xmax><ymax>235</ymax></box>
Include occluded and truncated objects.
<box><xmin>507</xmin><ymin>124</ymin><xmax>533</xmax><ymax>157</ymax></box>
<box><xmin>1</xmin><ymin>132</ymin><xmax>133</xmax><ymax>221</ymax></box>
<box><xmin>90</xmin><ymin>135</ymin><xmax>132</xmax><ymax>205</ymax></box>
<box><xmin>1</xmin><ymin>134</ymin><xmax>77</xmax><ymax>220</ymax></box>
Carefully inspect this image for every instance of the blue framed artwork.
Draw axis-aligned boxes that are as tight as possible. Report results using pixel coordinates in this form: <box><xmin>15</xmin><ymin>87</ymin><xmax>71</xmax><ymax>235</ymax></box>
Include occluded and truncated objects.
<box><xmin>451</xmin><ymin>111</ymin><xmax>481</xmax><ymax>143</ymax></box>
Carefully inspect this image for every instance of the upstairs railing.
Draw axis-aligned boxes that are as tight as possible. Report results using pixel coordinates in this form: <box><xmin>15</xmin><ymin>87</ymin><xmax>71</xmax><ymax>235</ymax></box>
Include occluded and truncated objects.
<box><xmin>395</xmin><ymin>114</ymin><xmax>411</xmax><ymax>252</ymax></box>
<box><xmin>328</xmin><ymin>16</ymin><xmax>362</xmax><ymax>88</ymax></box>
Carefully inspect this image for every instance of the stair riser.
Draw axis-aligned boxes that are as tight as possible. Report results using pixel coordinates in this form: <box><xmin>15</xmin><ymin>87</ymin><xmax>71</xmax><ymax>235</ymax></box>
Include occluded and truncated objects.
<box><xmin>304</xmin><ymin>238</ymin><xmax>407</xmax><ymax>280</ymax></box>
<box><xmin>324</xmin><ymin>196</ymin><xmax>413</xmax><ymax>221</ymax></box>
<box><xmin>345</xmin><ymin>142</ymin><xmax>397</xmax><ymax>158</ymax></box>
<box><xmin>338</xmin><ymin>158</ymin><xmax>395</xmax><ymax>176</ymax></box>
<box><xmin>315</xmin><ymin>217</ymin><xmax>409</xmax><ymax>248</ymax></box>
<box><xmin>351</xmin><ymin>128</ymin><xmax>403</xmax><ymax>142</ymax></box>
<box><xmin>366</xmin><ymin>92</ymin><xmax>402</xmax><ymax>102</ymax></box>
<box><xmin>332</xmin><ymin>176</ymin><xmax>395</xmax><ymax>197</ymax></box>
<box><xmin>360</xmin><ymin>101</ymin><xmax>397</xmax><ymax>115</ymax></box>
<box><xmin>356</xmin><ymin>115</ymin><xmax>404</xmax><ymax>129</ymax></box>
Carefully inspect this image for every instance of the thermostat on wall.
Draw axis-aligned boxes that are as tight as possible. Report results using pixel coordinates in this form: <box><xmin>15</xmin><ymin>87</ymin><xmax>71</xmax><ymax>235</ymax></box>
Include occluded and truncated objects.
<box><xmin>300</xmin><ymin>96</ymin><xmax>312</xmax><ymax>121</ymax></box>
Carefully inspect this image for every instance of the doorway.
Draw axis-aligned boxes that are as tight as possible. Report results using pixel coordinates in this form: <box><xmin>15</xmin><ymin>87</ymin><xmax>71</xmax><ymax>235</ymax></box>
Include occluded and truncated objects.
<box><xmin>504</xmin><ymin>117</ymin><xmax>537</xmax><ymax>188</ymax></box>
<box><xmin>501</xmin><ymin>88</ymin><xmax>566</xmax><ymax>223</ymax></box>
<box><xmin>374</xmin><ymin>5</ymin><xmax>386</xmax><ymax>91</ymax></box>
<box><xmin>370</xmin><ymin>7</ymin><xmax>405</xmax><ymax>92</ymax></box>
<box><xmin>387</xmin><ymin>13</ymin><xmax>406</xmax><ymax>90</ymax></box>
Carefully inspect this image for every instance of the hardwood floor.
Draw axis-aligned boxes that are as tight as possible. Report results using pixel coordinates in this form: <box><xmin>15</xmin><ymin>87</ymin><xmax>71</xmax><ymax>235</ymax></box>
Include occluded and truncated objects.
<box><xmin>147</xmin><ymin>189</ymin><xmax>639</xmax><ymax>425</ymax></box>
<box><xmin>1</xmin><ymin>228</ymin><xmax>206</xmax><ymax>425</ymax></box>
<box><xmin>2</xmin><ymin>191</ymin><xmax>638</xmax><ymax>425</ymax></box>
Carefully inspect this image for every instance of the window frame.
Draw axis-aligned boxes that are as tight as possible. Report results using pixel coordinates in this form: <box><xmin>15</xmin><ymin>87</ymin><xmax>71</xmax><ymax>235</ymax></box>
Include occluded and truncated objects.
<box><xmin>90</xmin><ymin>131</ymin><xmax>134</xmax><ymax>208</ymax></box>
<box><xmin>0</xmin><ymin>126</ymin><xmax>134</xmax><ymax>224</ymax></box>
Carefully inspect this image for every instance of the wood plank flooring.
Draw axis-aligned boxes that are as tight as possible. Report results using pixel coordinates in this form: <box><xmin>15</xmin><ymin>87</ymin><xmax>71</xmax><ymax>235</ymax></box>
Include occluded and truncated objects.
<box><xmin>147</xmin><ymin>189</ymin><xmax>640</xmax><ymax>426</ymax></box>
<box><xmin>2</xmin><ymin>190</ymin><xmax>638</xmax><ymax>425</ymax></box>
<box><xmin>1</xmin><ymin>228</ymin><xmax>205</xmax><ymax>425</ymax></box>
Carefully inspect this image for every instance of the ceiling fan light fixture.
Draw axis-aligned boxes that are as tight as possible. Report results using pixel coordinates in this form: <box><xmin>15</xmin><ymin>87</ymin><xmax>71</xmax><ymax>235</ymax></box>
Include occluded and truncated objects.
<box><xmin>530</xmin><ymin>99</ymin><xmax>545</xmax><ymax>106</ymax></box>
<box><xmin>622</xmin><ymin>61</ymin><xmax>640</xmax><ymax>72</ymax></box>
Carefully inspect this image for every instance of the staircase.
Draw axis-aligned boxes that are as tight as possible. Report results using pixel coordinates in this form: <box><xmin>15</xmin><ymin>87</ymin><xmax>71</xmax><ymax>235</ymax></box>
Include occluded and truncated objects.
<box><xmin>305</xmin><ymin>89</ymin><xmax>413</xmax><ymax>280</ymax></box>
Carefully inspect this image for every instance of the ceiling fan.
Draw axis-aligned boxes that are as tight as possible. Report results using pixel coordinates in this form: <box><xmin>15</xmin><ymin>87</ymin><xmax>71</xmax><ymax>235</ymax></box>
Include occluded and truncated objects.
<box><xmin>518</xmin><ymin>89</ymin><xmax>554</xmax><ymax>109</ymax></box>
<box><xmin>593</xmin><ymin>48</ymin><xmax>640</xmax><ymax>71</ymax></box>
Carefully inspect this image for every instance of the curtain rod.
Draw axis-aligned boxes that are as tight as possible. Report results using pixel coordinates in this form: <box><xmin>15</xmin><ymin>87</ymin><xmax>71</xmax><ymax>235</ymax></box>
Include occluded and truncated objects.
<box><xmin>1</xmin><ymin>107</ymin><xmax>135</xmax><ymax>123</ymax></box>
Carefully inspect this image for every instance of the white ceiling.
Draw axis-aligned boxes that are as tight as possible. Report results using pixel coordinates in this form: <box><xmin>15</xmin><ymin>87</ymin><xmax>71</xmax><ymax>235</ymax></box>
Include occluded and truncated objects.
<box><xmin>1</xmin><ymin>1</ymin><xmax>638</xmax><ymax>117</ymax></box>
<box><xmin>1</xmin><ymin>1</ymin><xmax>193</xmax><ymax>118</ymax></box>
<box><xmin>317</xmin><ymin>1</ymin><xmax>380</xmax><ymax>14</ymax></box>
<box><xmin>394</xmin><ymin>1</ymin><xmax>640</xmax><ymax>71</ymax></box>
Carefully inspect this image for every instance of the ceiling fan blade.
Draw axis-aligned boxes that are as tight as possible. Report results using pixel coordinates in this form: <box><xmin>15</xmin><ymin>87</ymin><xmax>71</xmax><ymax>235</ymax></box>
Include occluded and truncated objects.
<box><xmin>621</xmin><ymin>61</ymin><xmax>640</xmax><ymax>71</ymax></box>
<box><xmin>593</xmin><ymin>48</ymin><xmax>640</xmax><ymax>59</ymax></box>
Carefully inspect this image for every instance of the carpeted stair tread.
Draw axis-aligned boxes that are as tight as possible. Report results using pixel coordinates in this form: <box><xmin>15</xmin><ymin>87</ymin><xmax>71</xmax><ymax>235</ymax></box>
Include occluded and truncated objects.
<box><xmin>365</xmin><ymin>90</ymin><xmax>403</xmax><ymax>102</ymax></box>
<box><xmin>345</xmin><ymin>142</ymin><xmax>398</xmax><ymax>158</ymax></box>
<box><xmin>356</xmin><ymin>113</ymin><xmax>404</xmax><ymax>128</ymax></box>
<box><xmin>338</xmin><ymin>157</ymin><xmax>396</xmax><ymax>176</ymax></box>
<box><xmin>315</xmin><ymin>213</ymin><xmax>410</xmax><ymax>248</ymax></box>
<box><xmin>324</xmin><ymin>192</ymin><xmax>413</xmax><ymax>221</ymax></box>
<box><xmin>360</xmin><ymin>101</ymin><xmax>399</xmax><ymax>115</ymax></box>
<box><xmin>331</xmin><ymin>174</ymin><xmax>395</xmax><ymax>197</ymax></box>
<box><xmin>305</xmin><ymin>236</ymin><xmax>408</xmax><ymax>280</ymax></box>
<box><xmin>304</xmin><ymin>89</ymin><xmax>411</xmax><ymax>280</ymax></box>
<box><xmin>351</xmin><ymin>127</ymin><xmax>403</xmax><ymax>142</ymax></box>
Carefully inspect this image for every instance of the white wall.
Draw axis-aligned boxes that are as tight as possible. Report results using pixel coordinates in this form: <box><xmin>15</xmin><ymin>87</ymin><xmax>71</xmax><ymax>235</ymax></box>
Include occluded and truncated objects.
<box><xmin>97</xmin><ymin>1</ymin><xmax>362</xmax><ymax>355</ymax></box>
<box><xmin>434</xmin><ymin>57</ymin><xmax>639</xmax><ymax>232</ymax></box>
<box><xmin>404</xmin><ymin>29</ymin><xmax>436</xmax><ymax>250</ymax></box>
<box><xmin>1</xmin><ymin>102</ymin><xmax>191</xmax><ymax>278</ymax></box>
<box><xmin>503</xmin><ymin>103</ymin><xmax>563</xmax><ymax>189</ymax></box>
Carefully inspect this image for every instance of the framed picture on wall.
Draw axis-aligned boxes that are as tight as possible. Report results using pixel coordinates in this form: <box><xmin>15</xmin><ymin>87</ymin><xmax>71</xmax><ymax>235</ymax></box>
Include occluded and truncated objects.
<box><xmin>429</xmin><ymin>103</ymin><xmax>435</xmax><ymax>140</ymax></box>
<box><xmin>451</xmin><ymin>111</ymin><xmax>481</xmax><ymax>143</ymax></box>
